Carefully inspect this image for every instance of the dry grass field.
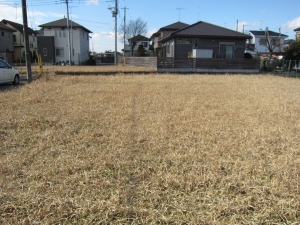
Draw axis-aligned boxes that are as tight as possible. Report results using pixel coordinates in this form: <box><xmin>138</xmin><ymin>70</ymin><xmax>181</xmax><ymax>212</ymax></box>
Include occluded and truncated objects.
<box><xmin>17</xmin><ymin>65</ymin><xmax>156</xmax><ymax>76</ymax></box>
<box><xmin>0</xmin><ymin>73</ymin><xmax>300</xmax><ymax>224</ymax></box>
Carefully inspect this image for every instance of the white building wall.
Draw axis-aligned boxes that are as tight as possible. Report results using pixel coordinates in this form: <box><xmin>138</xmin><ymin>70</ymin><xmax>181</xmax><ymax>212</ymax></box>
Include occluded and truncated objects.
<box><xmin>250</xmin><ymin>33</ymin><xmax>286</xmax><ymax>54</ymax></box>
<box><xmin>44</xmin><ymin>27</ymin><xmax>90</xmax><ymax>65</ymax></box>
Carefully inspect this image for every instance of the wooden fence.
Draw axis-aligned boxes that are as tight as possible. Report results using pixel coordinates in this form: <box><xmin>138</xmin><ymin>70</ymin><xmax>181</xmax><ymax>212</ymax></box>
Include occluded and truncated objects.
<box><xmin>157</xmin><ymin>58</ymin><xmax>260</xmax><ymax>73</ymax></box>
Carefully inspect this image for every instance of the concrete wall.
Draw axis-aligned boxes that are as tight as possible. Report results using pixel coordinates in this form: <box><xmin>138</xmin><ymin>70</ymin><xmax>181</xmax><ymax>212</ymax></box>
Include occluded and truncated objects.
<box><xmin>118</xmin><ymin>57</ymin><xmax>157</xmax><ymax>69</ymax></box>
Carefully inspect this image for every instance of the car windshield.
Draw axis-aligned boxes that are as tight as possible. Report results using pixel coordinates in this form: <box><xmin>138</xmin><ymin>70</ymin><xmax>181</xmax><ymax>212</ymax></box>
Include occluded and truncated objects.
<box><xmin>0</xmin><ymin>60</ymin><xmax>10</xmax><ymax>68</ymax></box>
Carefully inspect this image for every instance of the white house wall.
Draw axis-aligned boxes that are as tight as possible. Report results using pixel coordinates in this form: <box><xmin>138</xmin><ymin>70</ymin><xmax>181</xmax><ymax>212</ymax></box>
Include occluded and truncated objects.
<box><xmin>250</xmin><ymin>33</ymin><xmax>286</xmax><ymax>54</ymax></box>
<box><xmin>44</xmin><ymin>27</ymin><xmax>90</xmax><ymax>65</ymax></box>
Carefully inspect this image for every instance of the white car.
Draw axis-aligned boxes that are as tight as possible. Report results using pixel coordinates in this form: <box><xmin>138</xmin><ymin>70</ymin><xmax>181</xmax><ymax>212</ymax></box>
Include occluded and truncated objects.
<box><xmin>0</xmin><ymin>59</ymin><xmax>20</xmax><ymax>85</ymax></box>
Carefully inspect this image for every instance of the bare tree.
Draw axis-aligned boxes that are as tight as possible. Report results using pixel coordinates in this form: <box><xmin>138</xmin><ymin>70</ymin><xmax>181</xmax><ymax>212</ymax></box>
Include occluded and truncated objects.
<box><xmin>118</xmin><ymin>17</ymin><xmax>147</xmax><ymax>55</ymax></box>
<box><xmin>263</xmin><ymin>27</ymin><xmax>283</xmax><ymax>58</ymax></box>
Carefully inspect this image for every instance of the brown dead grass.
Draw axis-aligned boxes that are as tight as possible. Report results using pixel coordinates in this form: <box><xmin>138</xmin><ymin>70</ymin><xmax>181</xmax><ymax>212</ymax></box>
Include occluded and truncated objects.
<box><xmin>0</xmin><ymin>73</ymin><xmax>300</xmax><ymax>224</ymax></box>
<box><xmin>17</xmin><ymin>65</ymin><xmax>156</xmax><ymax>76</ymax></box>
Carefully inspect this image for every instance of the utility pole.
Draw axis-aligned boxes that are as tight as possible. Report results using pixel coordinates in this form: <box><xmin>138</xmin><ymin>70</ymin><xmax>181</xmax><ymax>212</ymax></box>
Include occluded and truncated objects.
<box><xmin>114</xmin><ymin>0</ymin><xmax>118</xmax><ymax>65</ymax></box>
<box><xmin>121</xmin><ymin>7</ymin><xmax>128</xmax><ymax>56</ymax></box>
<box><xmin>65</xmin><ymin>0</ymin><xmax>72</xmax><ymax>65</ymax></box>
<box><xmin>21</xmin><ymin>0</ymin><xmax>32</xmax><ymax>83</ymax></box>
<box><xmin>176</xmin><ymin>8</ymin><xmax>185</xmax><ymax>21</ymax></box>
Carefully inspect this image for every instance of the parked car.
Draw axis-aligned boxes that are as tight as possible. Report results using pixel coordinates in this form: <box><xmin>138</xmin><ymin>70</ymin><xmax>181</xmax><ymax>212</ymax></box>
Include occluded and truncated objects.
<box><xmin>0</xmin><ymin>59</ymin><xmax>20</xmax><ymax>85</ymax></box>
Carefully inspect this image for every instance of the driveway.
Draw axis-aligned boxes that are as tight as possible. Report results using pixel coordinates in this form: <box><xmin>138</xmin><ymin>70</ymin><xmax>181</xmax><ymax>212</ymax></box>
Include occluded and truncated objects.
<box><xmin>0</xmin><ymin>80</ymin><xmax>27</xmax><ymax>92</ymax></box>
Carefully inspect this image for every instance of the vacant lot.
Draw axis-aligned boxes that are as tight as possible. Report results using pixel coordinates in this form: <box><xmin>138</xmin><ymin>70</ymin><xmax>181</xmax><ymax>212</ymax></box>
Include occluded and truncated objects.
<box><xmin>0</xmin><ymin>74</ymin><xmax>299</xmax><ymax>224</ymax></box>
<box><xmin>17</xmin><ymin>65</ymin><xmax>156</xmax><ymax>76</ymax></box>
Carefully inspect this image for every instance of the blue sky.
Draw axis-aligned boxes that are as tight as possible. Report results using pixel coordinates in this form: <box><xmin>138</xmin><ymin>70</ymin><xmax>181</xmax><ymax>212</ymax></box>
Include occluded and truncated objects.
<box><xmin>1</xmin><ymin>0</ymin><xmax>299</xmax><ymax>53</ymax></box>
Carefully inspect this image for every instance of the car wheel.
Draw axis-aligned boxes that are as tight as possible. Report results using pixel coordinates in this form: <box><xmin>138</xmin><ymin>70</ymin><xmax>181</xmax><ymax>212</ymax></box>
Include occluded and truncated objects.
<box><xmin>13</xmin><ymin>75</ymin><xmax>20</xmax><ymax>85</ymax></box>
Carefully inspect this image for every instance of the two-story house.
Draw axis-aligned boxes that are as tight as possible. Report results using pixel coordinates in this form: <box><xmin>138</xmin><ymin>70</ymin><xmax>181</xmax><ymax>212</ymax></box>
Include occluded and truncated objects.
<box><xmin>247</xmin><ymin>30</ymin><xmax>288</xmax><ymax>57</ymax></box>
<box><xmin>150</xmin><ymin>22</ymin><xmax>189</xmax><ymax>56</ymax></box>
<box><xmin>0</xmin><ymin>23</ymin><xmax>16</xmax><ymax>63</ymax></box>
<box><xmin>126</xmin><ymin>35</ymin><xmax>151</xmax><ymax>57</ymax></box>
<box><xmin>1</xmin><ymin>19</ymin><xmax>38</xmax><ymax>63</ymax></box>
<box><xmin>39</xmin><ymin>17</ymin><xmax>92</xmax><ymax>65</ymax></box>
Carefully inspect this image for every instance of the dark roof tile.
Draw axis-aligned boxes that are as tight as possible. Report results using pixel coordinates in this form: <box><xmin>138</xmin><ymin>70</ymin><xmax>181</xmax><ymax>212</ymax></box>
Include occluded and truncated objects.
<box><xmin>1</xmin><ymin>19</ymin><xmax>36</xmax><ymax>35</ymax></box>
<box><xmin>249</xmin><ymin>30</ymin><xmax>288</xmax><ymax>37</ymax></box>
<box><xmin>0</xmin><ymin>23</ymin><xmax>16</xmax><ymax>32</ymax></box>
<box><xmin>39</xmin><ymin>18</ymin><xmax>92</xmax><ymax>33</ymax></box>
<box><xmin>159</xmin><ymin>21</ymin><xmax>251</xmax><ymax>42</ymax></box>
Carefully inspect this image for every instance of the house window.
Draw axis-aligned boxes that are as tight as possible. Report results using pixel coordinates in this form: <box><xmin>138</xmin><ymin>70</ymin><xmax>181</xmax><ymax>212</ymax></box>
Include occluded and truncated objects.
<box><xmin>167</xmin><ymin>44</ymin><xmax>170</xmax><ymax>54</ymax></box>
<box><xmin>33</xmin><ymin>37</ymin><xmax>35</xmax><ymax>42</ymax></box>
<box><xmin>219</xmin><ymin>42</ymin><xmax>235</xmax><ymax>58</ymax></box>
<box><xmin>63</xmin><ymin>30</ymin><xmax>66</xmax><ymax>37</ymax></box>
<box><xmin>56</xmin><ymin>48</ymin><xmax>64</xmax><ymax>56</ymax></box>
<box><xmin>177</xmin><ymin>38</ymin><xmax>193</xmax><ymax>44</ymax></box>
<box><xmin>43</xmin><ymin>48</ymin><xmax>47</xmax><ymax>56</ymax></box>
<box><xmin>194</xmin><ymin>38</ymin><xmax>199</xmax><ymax>48</ymax></box>
<box><xmin>1</xmin><ymin>32</ymin><xmax>4</xmax><ymax>36</ymax></box>
<box><xmin>59</xmin><ymin>30</ymin><xmax>61</xmax><ymax>37</ymax></box>
<box><xmin>141</xmin><ymin>42</ymin><xmax>148</xmax><ymax>47</ymax></box>
<box><xmin>259</xmin><ymin>38</ymin><xmax>267</xmax><ymax>46</ymax></box>
<box><xmin>13</xmin><ymin>35</ymin><xmax>16</xmax><ymax>42</ymax></box>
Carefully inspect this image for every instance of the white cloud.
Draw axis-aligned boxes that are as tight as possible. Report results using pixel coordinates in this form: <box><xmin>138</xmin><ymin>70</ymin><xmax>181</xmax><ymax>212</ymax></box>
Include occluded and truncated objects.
<box><xmin>146</xmin><ymin>28</ymin><xmax>157</xmax><ymax>38</ymax></box>
<box><xmin>0</xmin><ymin>5</ymin><xmax>23</xmax><ymax>23</ymax></box>
<box><xmin>260</xmin><ymin>9</ymin><xmax>266</xmax><ymax>13</ymax></box>
<box><xmin>282</xmin><ymin>17</ymin><xmax>300</xmax><ymax>30</ymax></box>
<box><xmin>0</xmin><ymin>3</ymin><xmax>64</xmax><ymax>29</ymax></box>
<box><xmin>86</xmin><ymin>0</ymin><xmax>99</xmax><ymax>5</ymax></box>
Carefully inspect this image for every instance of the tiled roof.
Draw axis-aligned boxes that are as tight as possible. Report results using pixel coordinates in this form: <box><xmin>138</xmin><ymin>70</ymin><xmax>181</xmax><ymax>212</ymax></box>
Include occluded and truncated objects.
<box><xmin>249</xmin><ymin>30</ymin><xmax>288</xmax><ymax>37</ymax></box>
<box><xmin>39</xmin><ymin>18</ymin><xmax>92</xmax><ymax>33</ymax></box>
<box><xmin>160</xmin><ymin>21</ymin><xmax>251</xmax><ymax>42</ymax></box>
<box><xmin>294</xmin><ymin>27</ymin><xmax>300</xmax><ymax>31</ymax></box>
<box><xmin>0</xmin><ymin>23</ymin><xmax>16</xmax><ymax>32</ymax></box>
<box><xmin>150</xmin><ymin>22</ymin><xmax>189</xmax><ymax>39</ymax></box>
<box><xmin>128</xmin><ymin>34</ymin><xmax>150</xmax><ymax>42</ymax></box>
<box><xmin>1</xmin><ymin>19</ymin><xmax>36</xmax><ymax>35</ymax></box>
<box><xmin>160</xmin><ymin>22</ymin><xmax>189</xmax><ymax>30</ymax></box>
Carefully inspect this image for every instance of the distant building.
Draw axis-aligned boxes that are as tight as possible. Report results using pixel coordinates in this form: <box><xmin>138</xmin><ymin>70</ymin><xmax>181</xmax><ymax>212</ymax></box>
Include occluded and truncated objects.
<box><xmin>1</xmin><ymin>19</ymin><xmax>38</xmax><ymax>63</ymax></box>
<box><xmin>126</xmin><ymin>35</ymin><xmax>151</xmax><ymax>57</ymax></box>
<box><xmin>39</xmin><ymin>17</ymin><xmax>92</xmax><ymax>65</ymax></box>
<box><xmin>248</xmin><ymin>30</ymin><xmax>288</xmax><ymax>55</ymax></box>
<box><xmin>150</xmin><ymin>22</ymin><xmax>189</xmax><ymax>57</ymax></box>
<box><xmin>0</xmin><ymin>23</ymin><xmax>16</xmax><ymax>63</ymax></box>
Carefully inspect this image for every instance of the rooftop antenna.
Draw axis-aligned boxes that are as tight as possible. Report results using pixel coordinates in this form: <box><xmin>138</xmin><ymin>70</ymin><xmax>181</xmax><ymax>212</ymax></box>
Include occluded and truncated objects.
<box><xmin>176</xmin><ymin>8</ymin><xmax>185</xmax><ymax>21</ymax></box>
<box><xmin>197</xmin><ymin>0</ymin><xmax>200</xmax><ymax>21</ymax></box>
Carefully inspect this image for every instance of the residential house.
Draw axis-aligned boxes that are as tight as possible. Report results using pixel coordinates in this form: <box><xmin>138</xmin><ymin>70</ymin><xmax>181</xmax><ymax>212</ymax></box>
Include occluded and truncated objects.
<box><xmin>150</xmin><ymin>22</ymin><xmax>189</xmax><ymax>56</ymax></box>
<box><xmin>0</xmin><ymin>23</ymin><xmax>16</xmax><ymax>63</ymax></box>
<box><xmin>158</xmin><ymin>21</ymin><xmax>251</xmax><ymax>58</ymax></box>
<box><xmin>126</xmin><ymin>35</ymin><xmax>151</xmax><ymax>57</ymax></box>
<box><xmin>247</xmin><ymin>30</ymin><xmax>288</xmax><ymax>56</ymax></box>
<box><xmin>39</xmin><ymin>17</ymin><xmax>92</xmax><ymax>65</ymax></box>
<box><xmin>1</xmin><ymin>19</ymin><xmax>38</xmax><ymax>63</ymax></box>
<box><xmin>294</xmin><ymin>27</ymin><xmax>300</xmax><ymax>41</ymax></box>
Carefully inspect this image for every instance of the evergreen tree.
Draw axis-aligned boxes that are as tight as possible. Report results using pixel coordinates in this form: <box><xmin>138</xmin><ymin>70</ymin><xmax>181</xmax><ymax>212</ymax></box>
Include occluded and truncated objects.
<box><xmin>137</xmin><ymin>44</ymin><xmax>145</xmax><ymax>56</ymax></box>
<box><xmin>284</xmin><ymin>41</ymin><xmax>300</xmax><ymax>60</ymax></box>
